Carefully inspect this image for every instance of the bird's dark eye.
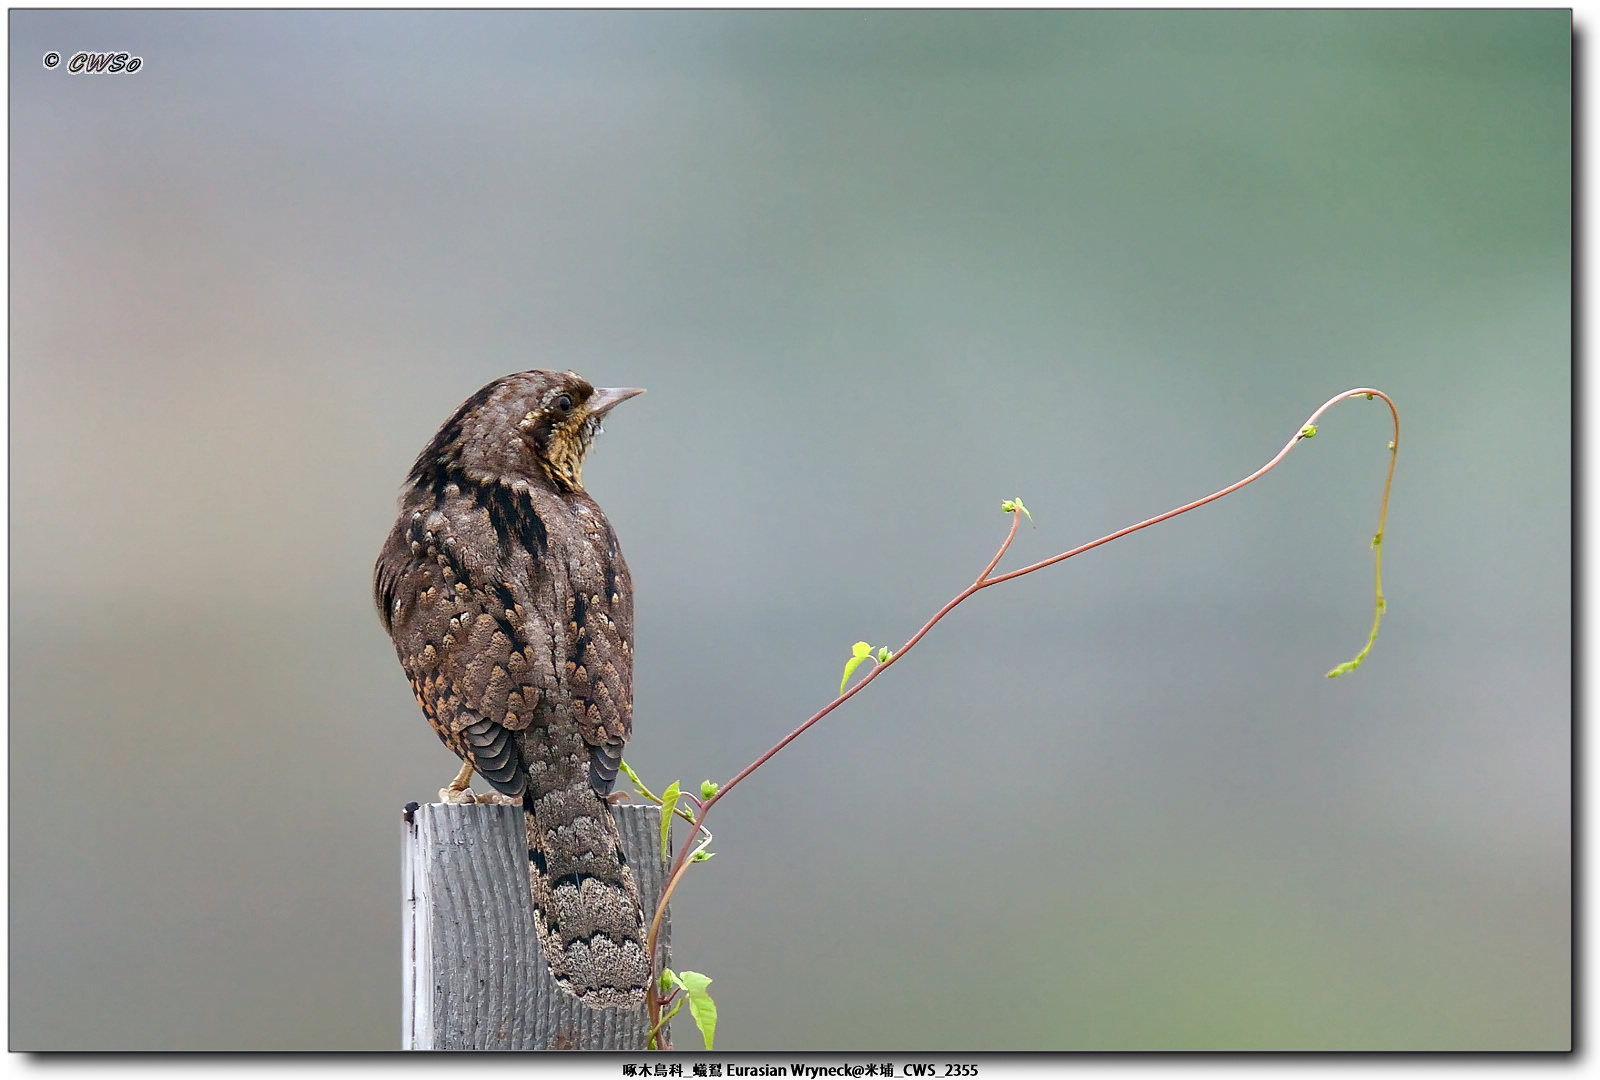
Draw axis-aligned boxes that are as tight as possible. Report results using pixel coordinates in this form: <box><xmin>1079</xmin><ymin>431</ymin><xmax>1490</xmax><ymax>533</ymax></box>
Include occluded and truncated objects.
<box><xmin>556</xmin><ymin>395</ymin><xmax>573</xmax><ymax>413</ymax></box>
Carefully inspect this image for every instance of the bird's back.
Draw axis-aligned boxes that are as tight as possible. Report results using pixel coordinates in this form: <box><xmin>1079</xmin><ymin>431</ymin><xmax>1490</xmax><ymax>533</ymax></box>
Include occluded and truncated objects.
<box><xmin>375</xmin><ymin>370</ymin><xmax>651</xmax><ymax>1009</ymax></box>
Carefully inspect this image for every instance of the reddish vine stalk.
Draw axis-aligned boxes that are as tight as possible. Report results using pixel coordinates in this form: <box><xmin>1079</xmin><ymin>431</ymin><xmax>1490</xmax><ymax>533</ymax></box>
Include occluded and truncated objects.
<box><xmin>644</xmin><ymin>387</ymin><xmax>1400</xmax><ymax>1041</ymax></box>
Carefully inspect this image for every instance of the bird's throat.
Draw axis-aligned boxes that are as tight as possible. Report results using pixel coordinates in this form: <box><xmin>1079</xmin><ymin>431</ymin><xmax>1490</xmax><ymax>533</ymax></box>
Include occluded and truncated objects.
<box><xmin>540</xmin><ymin>441</ymin><xmax>584</xmax><ymax>493</ymax></box>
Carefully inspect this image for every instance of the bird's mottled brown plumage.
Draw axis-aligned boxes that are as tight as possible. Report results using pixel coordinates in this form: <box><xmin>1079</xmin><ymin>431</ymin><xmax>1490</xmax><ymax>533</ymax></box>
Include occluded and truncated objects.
<box><xmin>375</xmin><ymin>369</ymin><xmax>650</xmax><ymax>1009</ymax></box>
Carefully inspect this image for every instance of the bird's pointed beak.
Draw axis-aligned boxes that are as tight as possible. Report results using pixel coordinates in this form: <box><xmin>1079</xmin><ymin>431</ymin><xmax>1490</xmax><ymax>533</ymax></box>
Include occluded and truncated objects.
<box><xmin>587</xmin><ymin>386</ymin><xmax>645</xmax><ymax>418</ymax></box>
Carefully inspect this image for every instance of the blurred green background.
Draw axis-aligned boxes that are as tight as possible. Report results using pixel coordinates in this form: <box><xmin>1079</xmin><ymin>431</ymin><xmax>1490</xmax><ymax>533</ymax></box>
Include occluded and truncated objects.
<box><xmin>9</xmin><ymin>10</ymin><xmax>1569</xmax><ymax>1050</ymax></box>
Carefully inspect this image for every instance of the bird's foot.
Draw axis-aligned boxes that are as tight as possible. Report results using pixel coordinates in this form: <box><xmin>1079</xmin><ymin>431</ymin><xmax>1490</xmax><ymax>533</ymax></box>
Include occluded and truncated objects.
<box><xmin>438</xmin><ymin>761</ymin><xmax>521</xmax><ymax>805</ymax></box>
<box><xmin>437</xmin><ymin>785</ymin><xmax>522</xmax><ymax>806</ymax></box>
<box><xmin>439</xmin><ymin>761</ymin><xmax>479</xmax><ymax>804</ymax></box>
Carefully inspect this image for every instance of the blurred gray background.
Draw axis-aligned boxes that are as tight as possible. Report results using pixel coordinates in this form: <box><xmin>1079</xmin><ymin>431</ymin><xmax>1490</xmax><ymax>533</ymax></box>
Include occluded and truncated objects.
<box><xmin>9</xmin><ymin>10</ymin><xmax>1569</xmax><ymax>1051</ymax></box>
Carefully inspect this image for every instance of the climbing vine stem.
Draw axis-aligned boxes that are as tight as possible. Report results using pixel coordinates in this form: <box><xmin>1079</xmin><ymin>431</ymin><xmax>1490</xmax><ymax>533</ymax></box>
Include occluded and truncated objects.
<box><xmin>641</xmin><ymin>387</ymin><xmax>1400</xmax><ymax>1043</ymax></box>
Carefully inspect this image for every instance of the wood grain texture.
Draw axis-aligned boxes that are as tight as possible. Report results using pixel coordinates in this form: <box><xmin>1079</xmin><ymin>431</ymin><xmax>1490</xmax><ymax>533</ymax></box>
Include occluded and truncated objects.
<box><xmin>403</xmin><ymin>801</ymin><xmax>671</xmax><ymax>1050</ymax></box>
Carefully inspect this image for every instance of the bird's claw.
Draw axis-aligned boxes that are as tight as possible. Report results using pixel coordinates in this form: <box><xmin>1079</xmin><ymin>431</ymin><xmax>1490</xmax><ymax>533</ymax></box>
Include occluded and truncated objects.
<box><xmin>438</xmin><ymin>785</ymin><xmax>521</xmax><ymax>806</ymax></box>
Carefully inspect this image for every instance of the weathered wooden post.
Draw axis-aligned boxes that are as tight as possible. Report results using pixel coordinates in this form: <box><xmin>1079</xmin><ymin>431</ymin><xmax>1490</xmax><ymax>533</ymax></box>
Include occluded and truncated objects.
<box><xmin>403</xmin><ymin>801</ymin><xmax>670</xmax><ymax>1050</ymax></box>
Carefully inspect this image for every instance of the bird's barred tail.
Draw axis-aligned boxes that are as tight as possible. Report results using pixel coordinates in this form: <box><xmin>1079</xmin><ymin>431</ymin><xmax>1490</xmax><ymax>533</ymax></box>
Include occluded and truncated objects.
<box><xmin>524</xmin><ymin>785</ymin><xmax>652</xmax><ymax>1009</ymax></box>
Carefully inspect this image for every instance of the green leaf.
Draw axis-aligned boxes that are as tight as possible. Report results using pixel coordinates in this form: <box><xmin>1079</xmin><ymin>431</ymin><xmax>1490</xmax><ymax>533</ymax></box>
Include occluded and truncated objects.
<box><xmin>659</xmin><ymin>781</ymin><xmax>680</xmax><ymax>859</ymax></box>
<box><xmin>1300</xmin><ymin>424</ymin><xmax>1318</xmax><ymax>439</ymax></box>
<box><xmin>659</xmin><ymin>968</ymin><xmax>679</xmax><ymax>996</ymax></box>
<box><xmin>699</xmin><ymin>779</ymin><xmax>720</xmax><ymax>801</ymax></box>
<box><xmin>691</xmin><ymin>849</ymin><xmax>716</xmax><ymax>862</ymax></box>
<box><xmin>620</xmin><ymin>758</ymin><xmax>653</xmax><ymax>799</ymax></box>
<box><xmin>1001</xmin><ymin>499</ymin><xmax>1015</xmax><ymax>513</ymax></box>
<box><xmin>852</xmin><ymin>640</ymin><xmax>872</xmax><ymax>658</ymax></box>
<box><xmin>840</xmin><ymin>654</ymin><xmax>866</xmax><ymax>694</ymax></box>
<box><xmin>876</xmin><ymin>647</ymin><xmax>892</xmax><ymax>664</ymax></box>
<box><xmin>676</xmin><ymin>970</ymin><xmax>718</xmax><ymax>1050</ymax></box>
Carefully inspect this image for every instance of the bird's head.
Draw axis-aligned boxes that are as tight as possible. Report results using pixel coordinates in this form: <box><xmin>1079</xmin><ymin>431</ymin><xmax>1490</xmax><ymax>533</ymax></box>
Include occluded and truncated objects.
<box><xmin>409</xmin><ymin>370</ymin><xmax>645</xmax><ymax>494</ymax></box>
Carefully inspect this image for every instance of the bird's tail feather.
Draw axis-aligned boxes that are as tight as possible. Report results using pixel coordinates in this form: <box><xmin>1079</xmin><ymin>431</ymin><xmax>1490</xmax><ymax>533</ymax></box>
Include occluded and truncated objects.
<box><xmin>524</xmin><ymin>785</ymin><xmax>652</xmax><ymax>1009</ymax></box>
